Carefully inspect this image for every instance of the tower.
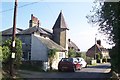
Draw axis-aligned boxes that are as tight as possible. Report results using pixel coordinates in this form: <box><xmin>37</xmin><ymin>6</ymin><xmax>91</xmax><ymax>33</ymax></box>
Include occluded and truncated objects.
<box><xmin>52</xmin><ymin>11</ymin><xmax>69</xmax><ymax>49</ymax></box>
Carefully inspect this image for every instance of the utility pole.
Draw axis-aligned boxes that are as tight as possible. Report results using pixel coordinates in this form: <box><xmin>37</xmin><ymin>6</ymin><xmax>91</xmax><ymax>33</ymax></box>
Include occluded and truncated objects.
<box><xmin>95</xmin><ymin>34</ymin><xmax>97</xmax><ymax>60</ymax></box>
<box><xmin>10</xmin><ymin>0</ymin><xmax>18</xmax><ymax>77</ymax></box>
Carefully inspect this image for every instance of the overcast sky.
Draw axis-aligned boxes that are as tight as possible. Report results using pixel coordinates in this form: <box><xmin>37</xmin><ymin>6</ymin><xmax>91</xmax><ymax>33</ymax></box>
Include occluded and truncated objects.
<box><xmin>1</xmin><ymin>0</ymin><xmax>114</xmax><ymax>51</ymax></box>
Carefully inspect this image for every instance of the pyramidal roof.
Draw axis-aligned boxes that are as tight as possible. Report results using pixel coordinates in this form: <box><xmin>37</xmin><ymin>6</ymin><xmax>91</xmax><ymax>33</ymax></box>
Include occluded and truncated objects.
<box><xmin>52</xmin><ymin>11</ymin><xmax>69</xmax><ymax>30</ymax></box>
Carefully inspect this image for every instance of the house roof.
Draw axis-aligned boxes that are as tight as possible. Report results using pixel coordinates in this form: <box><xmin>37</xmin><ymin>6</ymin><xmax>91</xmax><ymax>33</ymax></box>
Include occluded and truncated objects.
<box><xmin>86</xmin><ymin>44</ymin><xmax>108</xmax><ymax>57</ymax></box>
<box><xmin>68</xmin><ymin>40</ymin><xmax>80</xmax><ymax>51</ymax></box>
<box><xmin>95</xmin><ymin>44</ymin><xmax>108</xmax><ymax>52</ymax></box>
<box><xmin>17</xmin><ymin>26</ymin><xmax>52</xmax><ymax>36</ymax></box>
<box><xmin>52</xmin><ymin>11</ymin><xmax>69</xmax><ymax>30</ymax></box>
<box><xmin>1</xmin><ymin>27</ymin><xmax>79</xmax><ymax>52</ymax></box>
<box><xmin>41</xmin><ymin>27</ymin><xmax>53</xmax><ymax>35</ymax></box>
<box><xmin>2</xmin><ymin>27</ymin><xmax>23</xmax><ymax>35</ymax></box>
<box><xmin>1</xmin><ymin>26</ymin><xmax>53</xmax><ymax>38</ymax></box>
<box><xmin>36</xmin><ymin>36</ymin><xmax>66</xmax><ymax>51</ymax></box>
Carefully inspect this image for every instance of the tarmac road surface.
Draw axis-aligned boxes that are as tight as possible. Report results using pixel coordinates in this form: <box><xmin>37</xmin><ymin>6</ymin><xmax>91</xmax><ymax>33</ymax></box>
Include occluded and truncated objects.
<box><xmin>17</xmin><ymin>63</ymin><xmax>111</xmax><ymax>80</ymax></box>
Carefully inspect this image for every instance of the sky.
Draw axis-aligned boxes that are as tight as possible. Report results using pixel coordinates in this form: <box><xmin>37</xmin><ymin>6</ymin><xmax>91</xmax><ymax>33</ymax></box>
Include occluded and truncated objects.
<box><xmin>1</xmin><ymin>0</ymin><xmax>114</xmax><ymax>51</ymax></box>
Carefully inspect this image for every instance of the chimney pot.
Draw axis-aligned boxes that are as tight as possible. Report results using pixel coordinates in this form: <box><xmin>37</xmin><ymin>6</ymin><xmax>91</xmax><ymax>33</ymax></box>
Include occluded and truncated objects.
<box><xmin>31</xmin><ymin>14</ymin><xmax>33</xmax><ymax>19</ymax></box>
<box><xmin>97</xmin><ymin>40</ymin><xmax>101</xmax><ymax>46</ymax></box>
<box><xmin>68</xmin><ymin>39</ymin><xmax>70</xmax><ymax>42</ymax></box>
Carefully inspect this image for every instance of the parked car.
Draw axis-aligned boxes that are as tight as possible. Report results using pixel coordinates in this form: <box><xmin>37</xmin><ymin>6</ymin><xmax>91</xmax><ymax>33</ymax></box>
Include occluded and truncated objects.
<box><xmin>76</xmin><ymin>57</ymin><xmax>87</xmax><ymax>68</ymax></box>
<box><xmin>58</xmin><ymin>58</ymin><xmax>82</xmax><ymax>72</ymax></box>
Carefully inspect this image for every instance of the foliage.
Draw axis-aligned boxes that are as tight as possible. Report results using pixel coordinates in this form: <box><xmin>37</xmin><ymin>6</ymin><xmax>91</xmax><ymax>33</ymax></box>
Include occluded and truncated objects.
<box><xmin>87</xmin><ymin>2</ymin><xmax>120</xmax><ymax>44</ymax></box>
<box><xmin>76</xmin><ymin>52</ymin><xmax>82</xmax><ymax>57</ymax></box>
<box><xmin>96</xmin><ymin>53</ymin><xmax>102</xmax><ymax>60</ymax></box>
<box><xmin>48</xmin><ymin>49</ymin><xmax>57</xmax><ymax>58</ymax></box>
<box><xmin>76</xmin><ymin>52</ymin><xmax>87</xmax><ymax>60</ymax></box>
<box><xmin>87</xmin><ymin>2</ymin><xmax>120</xmax><ymax>73</ymax></box>
<box><xmin>81</xmin><ymin>52</ymin><xmax>87</xmax><ymax>60</ymax></box>
<box><xmin>68</xmin><ymin>48</ymin><xmax>76</xmax><ymax>57</ymax></box>
<box><xmin>86</xmin><ymin>56</ymin><xmax>92</xmax><ymax>64</ymax></box>
<box><xmin>109</xmin><ymin>46</ymin><xmax>119</xmax><ymax>73</ymax></box>
<box><xmin>2</xmin><ymin>38</ymin><xmax>23</xmax><ymax>69</ymax></box>
<box><xmin>2</xmin><ymin>46</ymin><xmax>10</xmax><ymax>62</ymax></box>
<box><xmin>0</xmin><ymin>46</ymin><xmax>2</xmax><ymax>61</ymax></box>
<box><xmin>19</xmin><ymin>62</ymin><xmax>44</xmax><ymax>72</ymax></box>
<box><xmin>14</xmin><ymin>38</ymin><xmax>23</xmax><ymax>67</ymax></box>
<box><xmin>48</xmin><ymin>49</ymin><xmax>57</xmax><ymax>70</ymax></box>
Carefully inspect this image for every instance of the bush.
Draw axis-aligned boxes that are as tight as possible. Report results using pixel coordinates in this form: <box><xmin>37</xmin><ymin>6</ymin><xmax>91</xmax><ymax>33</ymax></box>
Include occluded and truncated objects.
<box><xmin>86</xmin><ymin>56</ymin><xmax>92</xmax><ymax>65</ymax></box>
<box><xmin>19</xmin><ymin>61</ymin><xmax>44</xmax><ymax>72</ymax></box>
<box><xmin>68</xmin><ymin>49</ymin><xmax>76</xmax><ymax>57</ymax></box>
<box><xmin>109</xmin><ymin>45</ymin><xmax>120</xmax><ymax>73</ymax></box>
<box><xmin>2</xmin><ymin>38</ymin><xmax>23</xmax><ymax>75</ymax></box>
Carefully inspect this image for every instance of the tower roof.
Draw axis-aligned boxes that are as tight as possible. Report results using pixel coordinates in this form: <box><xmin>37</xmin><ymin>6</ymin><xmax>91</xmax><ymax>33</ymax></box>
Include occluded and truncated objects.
<box><xmin>52</xmin><ymin>11</ymin><xmax>69</xmax><ymax>30</ymax></box>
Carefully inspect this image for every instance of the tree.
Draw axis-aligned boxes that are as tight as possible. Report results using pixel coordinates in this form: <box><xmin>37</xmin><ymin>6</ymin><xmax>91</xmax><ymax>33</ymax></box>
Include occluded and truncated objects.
<box><xmin>76</xmin><ymin>52</ymin><xmax>82</xmax><ymax>57</ymax></box>
<box><xmin>68</xmin><ymin>48</ymin><xmax>76</xmax><ymax>57</ymax></box>
<box><xmin>2</xmin><ymin>38</ymin><xmax>23</xmax><ymax>71</ymax></box>
<box><xmin>86</xmin><ymin>1</ymin><xmax>120</xmax><ymax>73</ymax></box>
<box><xmin>48</xmin><ymin>49</ymin><xmax>57</xmax><ymax>70</ymax></box>
<box><xmin>2</xmin><ymin>46</ymin><xmax>10</xmax><ymax>62</ymax></box>
<box><xmin>0</xmin><ymin>46</ymin><xmax>2</xmax><ymax>63</ymax></box>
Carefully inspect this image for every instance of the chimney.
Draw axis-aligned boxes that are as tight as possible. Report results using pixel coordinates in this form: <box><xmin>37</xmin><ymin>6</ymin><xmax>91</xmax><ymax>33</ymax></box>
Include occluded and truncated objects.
<box><xmin>97</xmin><ymin>40</ymin><xmax>101</xmax><ymax>46</ymax></box>
<box><xmin>29</xmin><ymin>14</ymin><xmax>33</xmax><ymax>28</ymax></box>
<box><xmin>31</xmin><ymin>14</ymin><xmax>33</xmax><ymax>19</ymax></box>
<box><xmin>68</xmin><ymin>39</ymin><xmax>71</xmax><ymax>42</ymax></box>
<box><xmin>29</xmin><ymin>14</ymin><xmax>41</xmax><ymax>28</ymax></box>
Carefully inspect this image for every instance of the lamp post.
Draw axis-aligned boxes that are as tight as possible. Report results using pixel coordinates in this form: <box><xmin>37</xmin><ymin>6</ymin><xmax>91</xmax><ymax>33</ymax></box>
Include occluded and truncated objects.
<box><xmin>10</xmin><ymin>0</ymin><xmax>18</xmax><ymax>77</ymax></box>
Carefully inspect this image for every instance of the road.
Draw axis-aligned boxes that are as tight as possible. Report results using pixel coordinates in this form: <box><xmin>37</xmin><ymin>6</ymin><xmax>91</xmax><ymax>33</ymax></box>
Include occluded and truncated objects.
<box><xmin>18</xmin><ymin>63</ymin><xmax>111</xmax><ymax>80</ymax></box>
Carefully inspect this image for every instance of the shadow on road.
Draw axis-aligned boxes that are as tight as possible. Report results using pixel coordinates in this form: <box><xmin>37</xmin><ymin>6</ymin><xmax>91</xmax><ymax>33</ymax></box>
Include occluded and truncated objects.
<box><xmin>87</xmin><ymin>65</ymin><xmax>111</xmax><ymax>69</ymax></box>
<box><xmin>17</xmin><ymin>70</ymin><xmax>112</xmax><ymax>79</ymax></box>
<box><xmin>87</xmin><ymin>63</ymin><xmax>111</xmax><ymax>69</ymax></box>
<box><xmin>17</xmin><ymin>63</ymin><xmax>112</xmax><ymax>80</ymax></box>
<box><xmin>20</xmin><ymin>77</ymin><xmax>111</xmax><ymax>80</ymax></box>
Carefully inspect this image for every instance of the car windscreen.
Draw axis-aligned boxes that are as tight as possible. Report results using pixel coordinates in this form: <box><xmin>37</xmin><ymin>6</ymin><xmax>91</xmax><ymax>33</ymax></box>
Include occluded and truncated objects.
<box><xmin>61</xmin><ymin>58</ymin><xmax>69</xmax><ymax>62</ymax></box>
<box><xmin>68</xmin><ymin>58</ymin><xmax>78</xmax><ymax>63</ymax></box>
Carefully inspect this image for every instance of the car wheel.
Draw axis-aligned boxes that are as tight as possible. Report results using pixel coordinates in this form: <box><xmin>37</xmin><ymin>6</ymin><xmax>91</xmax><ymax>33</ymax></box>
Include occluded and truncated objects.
<box><xmin>72</xmin><ymin>66</ymin><xmax>76</xmax><ymax>72</ymax></box>
<box><xmin>58</xmin><ymin>68</ymin><xmax>62</xmax><ymax>72</ymax></box>
<box><xmin>85</xmin><ymin>64</ymin><xmax>87</xmax><ymax>68</ymax></box>
<box><xmin>61</xmin><ymin>68</ymin><xmax>64</xmax><ymax>72</ymax></box>
<box><xmin>80</xmin><ymin>64</ymin><xmax>82</xmax><ymax>69</ymax></box>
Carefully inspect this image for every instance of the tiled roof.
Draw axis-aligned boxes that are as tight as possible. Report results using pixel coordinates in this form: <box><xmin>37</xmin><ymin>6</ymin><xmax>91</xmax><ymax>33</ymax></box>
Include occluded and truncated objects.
<box><xmin>52</xmin><ymin>11</ymin><xmax>69</xmax><ymax>30</ymax></box>
<box><xmin>17</xmin><ymin>26</ymin><xmax>37</xmax><ymax>34</ymax></box>
<box><xmin>17</xmin><ymin>26</ymin><xmax>52</xmax><ymax>36</ymax></box>
<box><xmin>2</xmin><ymin>26</ymin><xmax>53</xmax><ymax>37</ymax></box>
<box><xmin>86</xmin><ymin>44</ymin><xmax>108</xmax><ymax>57</ymax></box>
<box><xmin>2</xmin><ymin>27</ymin><xmax>23</xmax><ymax>35</ymax></box>
<box><xmin>41</xmin><ymin>27</ymin><xmax>53</xmax><ymax>35</ymax></box>
<box><xmin>68</xmin><ymin>40</ymin><xmax>80</xmax><ymax>51</ymax></box>
<box><xmin>37</xmin><ymin>36</ymin><xmax>65</xmax><ymax>51</ymax></box>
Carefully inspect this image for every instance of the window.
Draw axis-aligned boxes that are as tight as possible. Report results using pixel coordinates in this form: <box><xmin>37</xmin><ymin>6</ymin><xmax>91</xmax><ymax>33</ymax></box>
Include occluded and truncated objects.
<box><xmin>22</xmin><ymin>52</ymin><xmax>28</xmax><ymax>60</ymax></box>
<box><xmin>59</xmin><ymin>52</ymin><xmax>63</xmax><ymax>60</ymax></box>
